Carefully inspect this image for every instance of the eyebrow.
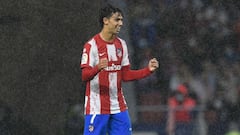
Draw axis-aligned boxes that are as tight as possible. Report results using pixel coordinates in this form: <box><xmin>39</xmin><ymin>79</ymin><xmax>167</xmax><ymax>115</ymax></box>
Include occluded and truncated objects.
<box><xmin>116</xmin><ymin>17</ymin><xmax>123</xmax><ymax>21</ymax></box>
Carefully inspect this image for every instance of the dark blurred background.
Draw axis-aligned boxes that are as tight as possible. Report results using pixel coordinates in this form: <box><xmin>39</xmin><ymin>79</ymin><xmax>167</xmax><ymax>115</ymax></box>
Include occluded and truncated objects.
<box><xmin>1</xmin><ymin>0</ymin><xmax>240</xmax><ymax>135</ymax></box>
<box><xmin>0</xmin><ymin>0</ymin><xmax>104</xmax><ymax>134</ymax></box>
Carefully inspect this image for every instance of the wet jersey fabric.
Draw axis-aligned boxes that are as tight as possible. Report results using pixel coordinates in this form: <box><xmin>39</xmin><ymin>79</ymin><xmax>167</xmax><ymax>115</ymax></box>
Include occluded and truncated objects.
<box><xmin>81</xmin><ymin>34</ymin><xmax>151</xmax><ymax>115</ymax></box>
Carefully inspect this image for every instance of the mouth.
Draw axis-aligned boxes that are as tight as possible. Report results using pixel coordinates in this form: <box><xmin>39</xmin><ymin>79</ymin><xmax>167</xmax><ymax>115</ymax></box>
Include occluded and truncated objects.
<box><xmin>116</xmin><ymin>27</ymin><xmax>121</xmax><ymax>32</ymax></box>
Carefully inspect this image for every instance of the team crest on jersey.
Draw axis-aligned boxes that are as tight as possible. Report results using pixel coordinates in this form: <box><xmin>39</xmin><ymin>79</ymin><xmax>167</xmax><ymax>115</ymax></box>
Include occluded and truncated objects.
<box><xmin>89</xmin><ymin>125</ymin><xmax>94</xmax><ymax>132</ymax></box>
<box><xmin>116</xmin><ymin>48</ymin><xmax>122</xmax><ymax>57</ymax></box>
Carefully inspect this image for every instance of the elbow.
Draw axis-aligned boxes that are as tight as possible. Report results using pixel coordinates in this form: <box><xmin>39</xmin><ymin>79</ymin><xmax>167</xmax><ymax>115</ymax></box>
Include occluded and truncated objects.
<box><xmin>82</xmin><ymin>73</ymin><xmax>90</xmax><ymax>81</ymax></box>
<box><xmin>82</xmin><ymin>76</ymin><xmax>92</xmax><ymax>82</ymax></box>
<box><xmin>82</xmin><ymin>73</ymin><xmax>95</xmax><ymax>81</ymax></box>
<box><xmin>82</xmin><ymin>76</ymin><xmax>87</xmax><ymax>81</ymax></box>
<box><xmin>81</xmin><ymin>68</ymin><xmax>91</xmax><ymax>81</ymax></box>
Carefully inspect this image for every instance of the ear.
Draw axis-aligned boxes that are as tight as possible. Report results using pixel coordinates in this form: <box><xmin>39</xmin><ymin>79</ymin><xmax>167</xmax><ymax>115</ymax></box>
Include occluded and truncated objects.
<box><xmin>103</xmin><ymin>17</ymin><xmax>109</xmax><ymax>25</ymax></box>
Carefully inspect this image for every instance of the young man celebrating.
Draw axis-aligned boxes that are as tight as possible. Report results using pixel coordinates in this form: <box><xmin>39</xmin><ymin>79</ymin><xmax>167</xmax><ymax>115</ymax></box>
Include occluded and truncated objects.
<box><xmin>80</xmin><ymin>4</ymin><xmax>159</xmax><ymax>135</ymax></box>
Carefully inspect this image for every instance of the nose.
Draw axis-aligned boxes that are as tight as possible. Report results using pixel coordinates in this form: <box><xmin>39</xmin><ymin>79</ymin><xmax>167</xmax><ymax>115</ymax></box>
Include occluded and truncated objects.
<box><xmin>119</xmin><ymin>20</ymin><xmax>123</xmax><ymax>26</ymax></box>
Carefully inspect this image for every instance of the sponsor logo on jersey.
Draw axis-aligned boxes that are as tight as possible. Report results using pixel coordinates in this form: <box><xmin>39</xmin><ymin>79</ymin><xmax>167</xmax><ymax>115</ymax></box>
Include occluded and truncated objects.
<box><xmin>99</xmin><ymin>52</ymin><xmax>105</xmax><ymax>57</ymax></box>
<box><xmin>104</xmin><ymin>64</ymin><xmax>121</xmax><ymax>71</ymax></box>
<box><xmin>117</xmin><ymin>48</ymin><xmax>122</xmax><ymax>57</ymax></box>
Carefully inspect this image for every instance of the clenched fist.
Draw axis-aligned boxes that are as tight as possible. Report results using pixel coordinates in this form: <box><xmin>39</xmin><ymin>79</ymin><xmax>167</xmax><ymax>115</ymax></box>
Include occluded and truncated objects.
<box><xmin>148</xmin><ymin>58</ymin><xmax>159</xmax><ymax>72</ymax></box>
<box><xmin>98</xmin><ymin>58</ymin><xmax>108</xmax><ymax>70</ymax></box>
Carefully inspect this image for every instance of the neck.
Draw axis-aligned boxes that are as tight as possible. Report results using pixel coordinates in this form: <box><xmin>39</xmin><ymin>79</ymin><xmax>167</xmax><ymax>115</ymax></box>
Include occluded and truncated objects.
<box><xmin>99</xmin><ymin>29</ymin><xmax>116</xmax><ymax>42</ymax></box>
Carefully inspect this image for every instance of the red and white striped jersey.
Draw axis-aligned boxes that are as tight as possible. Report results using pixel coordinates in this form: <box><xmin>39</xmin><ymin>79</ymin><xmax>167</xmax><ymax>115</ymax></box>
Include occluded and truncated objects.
<box><xmin>81</xmin><ymin>34</ymin><xmax>152</xmax><ymax>115</ymax></box>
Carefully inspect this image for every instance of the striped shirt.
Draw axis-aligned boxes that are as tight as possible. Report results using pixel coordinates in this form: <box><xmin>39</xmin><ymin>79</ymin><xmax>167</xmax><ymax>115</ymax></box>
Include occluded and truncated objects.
<box><xmin>81</xmin><ymin>34</ymin><xmax>151</xmax><ymax>115</ymax></box>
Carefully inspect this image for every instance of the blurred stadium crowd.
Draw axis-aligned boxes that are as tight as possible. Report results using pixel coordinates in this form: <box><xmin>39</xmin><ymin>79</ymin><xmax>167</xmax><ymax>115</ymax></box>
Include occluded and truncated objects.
<box><xmin>126</xmin><ymin>0</ymin><xmax>240</xmax><ymax>135</ymax></box>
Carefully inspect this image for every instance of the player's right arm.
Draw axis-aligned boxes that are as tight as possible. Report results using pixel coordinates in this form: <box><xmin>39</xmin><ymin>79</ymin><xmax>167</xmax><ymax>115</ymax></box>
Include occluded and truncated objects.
<box><xmin>81</xmin><ymin>58</ymin><xmax>108</xmax><ymax>81</ymax></box>
<box><xmin>80</xmin><ymin>43</ymin><xmax>108</xmax><ymax>81</ymax></box>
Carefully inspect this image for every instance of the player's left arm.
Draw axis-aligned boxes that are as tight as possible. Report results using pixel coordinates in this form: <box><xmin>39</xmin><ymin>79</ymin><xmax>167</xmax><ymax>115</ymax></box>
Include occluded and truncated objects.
<box><xmin>148</xmin><ymin>58</ymin><xmax>159</xmax><ymax>72</ymax></box>
<box><xmin>122</xmin><ymin>58</ymin><xmax>159</xmax><ymax>81</ymax></box>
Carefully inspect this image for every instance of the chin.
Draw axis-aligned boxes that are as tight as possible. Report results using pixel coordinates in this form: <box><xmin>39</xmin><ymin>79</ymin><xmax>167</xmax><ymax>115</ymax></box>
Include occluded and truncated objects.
<box><xmin>116</xmin><ymin>30</ymin><xmax>121</xmax><ymax>34</ymax></box>
<box><xmin>112</xmin><ymin>32</ymin><xmax>119</xmax><ymax>35</ymax></box>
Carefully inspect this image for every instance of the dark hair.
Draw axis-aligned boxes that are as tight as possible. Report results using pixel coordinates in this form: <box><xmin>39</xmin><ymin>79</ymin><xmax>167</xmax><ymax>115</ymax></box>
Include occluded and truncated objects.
<box><xmin>99</xmin><ymin>4</ymin><xmax>123</xmax><ymax>28</ymax></box>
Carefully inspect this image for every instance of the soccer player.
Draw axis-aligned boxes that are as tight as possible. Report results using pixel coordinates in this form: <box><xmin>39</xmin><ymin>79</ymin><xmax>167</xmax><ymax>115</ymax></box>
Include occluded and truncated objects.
<box><xmin>80</xmin><ymin>4</ymin><xmax>159</xmax><ymax>135</ymax></box>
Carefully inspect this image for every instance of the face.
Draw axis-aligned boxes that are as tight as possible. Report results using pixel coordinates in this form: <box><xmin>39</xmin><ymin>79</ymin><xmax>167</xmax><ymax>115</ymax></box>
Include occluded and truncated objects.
<box><xmin>103</xmin><ymin>12</ymin><xmax>123</xmax><ymax>34</ymax></box>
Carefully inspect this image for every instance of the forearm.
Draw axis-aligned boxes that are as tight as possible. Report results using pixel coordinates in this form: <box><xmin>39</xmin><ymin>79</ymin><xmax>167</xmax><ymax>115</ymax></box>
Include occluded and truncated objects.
<box><xmin>81</xmin><ymin>66</ymin><xmax>100</xmax><ymax>81</ymax></box>
<box><xmin>122</xmin><ymin>66</ymin><xmax>152</xmax><ymax>81</ymax></box>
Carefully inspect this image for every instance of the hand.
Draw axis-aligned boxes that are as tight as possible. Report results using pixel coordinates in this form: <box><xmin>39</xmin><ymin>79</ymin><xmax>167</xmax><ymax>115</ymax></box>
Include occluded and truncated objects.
<box><xmin>148</xmin><ymin>58</ymin><xmax>159</xmax><ymax>72</ymax></box>
<box><xmin>98</xmin><ymin>58</ymin><xmax>108</xmax><ymax>70</ymax></box>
